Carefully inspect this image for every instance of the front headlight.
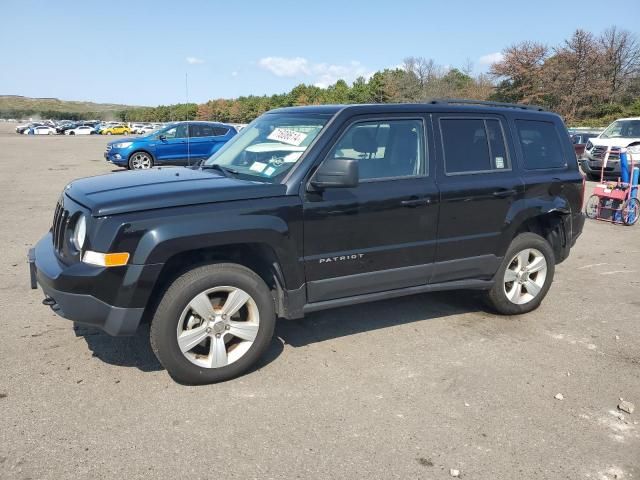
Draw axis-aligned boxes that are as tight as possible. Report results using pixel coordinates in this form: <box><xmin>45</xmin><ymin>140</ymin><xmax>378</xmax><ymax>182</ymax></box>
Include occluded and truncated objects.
<box><xmin>627</xmin><ymin>145</ymin><xmax>640</xmax><ymax>155</ymax></box>
<box><xmin>113</xmin><ymin>142</ymin><xmax>133</xmax><ymax>149</ymax></box>
<box><xmin>72</xmin><ymin>215</ymin><xmax>87</xmax><ymax>251</ymax></box>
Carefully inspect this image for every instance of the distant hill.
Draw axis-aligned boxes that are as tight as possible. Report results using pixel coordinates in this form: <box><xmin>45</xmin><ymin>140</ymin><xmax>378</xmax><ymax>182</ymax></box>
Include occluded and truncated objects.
<box><xmin>0</xmin><ymin>95</ymin><xmax>145</xmax><ymax>119</ymax></box>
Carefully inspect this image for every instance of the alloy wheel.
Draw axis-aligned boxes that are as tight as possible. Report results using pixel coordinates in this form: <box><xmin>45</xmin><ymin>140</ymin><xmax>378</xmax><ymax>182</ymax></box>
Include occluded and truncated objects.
<box><xmin>130</xmin><ymin>153</ymin><xmax>152</xmax><ymax>169</ymax></box>
<box><xmin>503</xmin><ymin>248</ymin><xmax>548</xmax><ymax>305</ymax></box>
<box><xmin>176</xmin><ymin>286</ymin><xmax>260</xmax><ymax>369</ymax></box>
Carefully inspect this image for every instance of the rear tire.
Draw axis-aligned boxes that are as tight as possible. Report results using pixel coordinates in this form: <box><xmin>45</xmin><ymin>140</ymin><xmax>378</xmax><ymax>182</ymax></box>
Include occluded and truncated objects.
<box><xmin>150</xmin><ymin>263</ymin><xmax>276</xmax><ymax>385</ymax></box>
<box><xmin>483</xmin><ymin>233</ymin><xmax>555</xmax><ymax>315</ymax></box>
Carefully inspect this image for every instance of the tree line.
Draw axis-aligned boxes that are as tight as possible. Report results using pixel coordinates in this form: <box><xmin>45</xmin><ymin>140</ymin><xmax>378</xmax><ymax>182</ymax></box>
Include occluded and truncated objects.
<box><xmin>123</xmin><ymin>26</ymin><xmax>639</xmax><ymax>126</ymax></box>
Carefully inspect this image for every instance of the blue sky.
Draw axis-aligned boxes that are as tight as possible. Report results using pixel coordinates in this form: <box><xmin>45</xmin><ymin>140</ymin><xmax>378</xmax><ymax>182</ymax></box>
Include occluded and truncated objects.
<box><xmin>1</xmin><ymin>0</ymin><xmax>639</xmax><ymax>106</ymax></box>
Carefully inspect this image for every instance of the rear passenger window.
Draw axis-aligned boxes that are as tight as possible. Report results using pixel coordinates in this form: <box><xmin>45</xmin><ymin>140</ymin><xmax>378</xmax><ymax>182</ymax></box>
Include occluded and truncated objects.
<box><xmin>213</xmin><ymin>127</ymin><xmax>229</xmax><ymax>136</ymax></box>
<box><xmin>515</xmin><ymin>120</ymin><xmax>566</xmax><ymax>169</ymax></box>
<box><xmin>440</xmin><ymin>118</ymin><xmax>510</xmax><ymax>174</ymax></box>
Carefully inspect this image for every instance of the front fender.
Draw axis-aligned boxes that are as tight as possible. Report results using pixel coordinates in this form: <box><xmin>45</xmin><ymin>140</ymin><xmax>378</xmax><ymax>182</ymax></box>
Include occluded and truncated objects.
<box><xmin>105</xmin><ymin>197</ymin><xmax>304</xmax><ymax>290</ymax></box>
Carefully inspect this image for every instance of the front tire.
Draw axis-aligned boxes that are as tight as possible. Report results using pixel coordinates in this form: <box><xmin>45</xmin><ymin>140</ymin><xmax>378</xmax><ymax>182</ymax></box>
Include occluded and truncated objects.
<box><xmin>150</xmin><ymin>263</ymin><xmax>276</xmax><ymax>385</ymax></box>
<box><xmin>128</xmin><ymin>152</ymin><xmax>154</xmax><ymax>169</ymax></box>
<box><xmin>484</xmin><ymin>233</ymin><xmax>555</xmax><ymax>315</ymax></box>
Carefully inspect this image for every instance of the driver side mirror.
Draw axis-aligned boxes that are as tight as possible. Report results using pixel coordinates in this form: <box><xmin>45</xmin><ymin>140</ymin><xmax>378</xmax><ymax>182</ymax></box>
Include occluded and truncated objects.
<box><xmin>310</xmin><ymin>158</ymin><xmax>359</xmax><ymax>190</ymax></box>
<box><xmin>158</xmin><ymin>134</ymin><xmax>167</xmax><ymax>141</ymax></box>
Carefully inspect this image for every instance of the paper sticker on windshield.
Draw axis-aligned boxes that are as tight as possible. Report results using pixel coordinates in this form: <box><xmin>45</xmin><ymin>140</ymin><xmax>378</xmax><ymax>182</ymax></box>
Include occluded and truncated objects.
<box><xmin>264</xmin><ymin>166</ymin><xmax>276</xmax><ymax>176</ymax></box>
<box><xmin>267</xmin><ymin>128</ymin><xmax>307</xmax><ymax>146</ymax></box>
<box><xmin>495</xmin><ymin>157</ymin><xmax>505</xmax><ymax>169</ymax></box>
<box><xmin>250</xmin><ymin>161</ymin><xmax>267</xmax><ymax>173</ymax></box>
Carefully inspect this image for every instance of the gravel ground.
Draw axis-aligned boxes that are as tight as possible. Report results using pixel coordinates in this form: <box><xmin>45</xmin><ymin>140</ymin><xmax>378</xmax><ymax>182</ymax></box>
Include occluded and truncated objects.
<box><xmin>0</xmin><ymin>123</ymin><xmax>639</xmax><ymax>480</ymax></box>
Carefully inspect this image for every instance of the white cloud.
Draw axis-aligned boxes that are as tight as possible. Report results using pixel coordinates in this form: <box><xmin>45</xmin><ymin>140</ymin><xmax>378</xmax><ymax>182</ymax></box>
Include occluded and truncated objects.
<box><xmin>186</xmin><ymin>56</ymin><xmax>205</xmax><ymax>65</ymax></box>
<box><xmin>258</xmin><ymin>57</ymin><xmax>310</xmax><ymax>77</ymax></box>
<box><xmin>258</xmin><ymin>57</ymin><xmax>371</xmax><ymax>87</ymax></box>
<box><xmin>231</xmin><ymin>71</ymin><xmax>238</xmax><ymax>77</ymax></box>
<box><xmin>478</xmin><ymin>52</ymin><xmax>504</xmax><ymax>66</ymax></box>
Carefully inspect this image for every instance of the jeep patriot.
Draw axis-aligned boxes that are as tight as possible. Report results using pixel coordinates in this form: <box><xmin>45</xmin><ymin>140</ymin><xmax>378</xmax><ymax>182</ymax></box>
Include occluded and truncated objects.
<box><xmin>29</xmin><ymin>100</ymin><xmax>586</xmax><ymax>384</ymax></box>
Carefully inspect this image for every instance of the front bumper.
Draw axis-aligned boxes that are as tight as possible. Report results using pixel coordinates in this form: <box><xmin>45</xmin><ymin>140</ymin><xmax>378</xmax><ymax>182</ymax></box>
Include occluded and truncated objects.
<box><xmin>29</xmin><ymin>234</ymin><xmax>162</xmax><ymax>336</ymax></box>
<box><xmin>582</xmin><ymin>157</ymin><xmax>621</xmax><ymax>176</ymax></box>
<box><xmin>104</xmin><ymin>148</ymin><xmax>129</xmax><ymax>165</ymax></box>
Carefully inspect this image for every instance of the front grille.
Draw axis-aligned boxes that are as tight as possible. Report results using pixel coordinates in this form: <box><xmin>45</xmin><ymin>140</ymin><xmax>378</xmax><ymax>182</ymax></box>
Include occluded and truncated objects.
<box><xmin>51</xmin><ymin>200</ymin><xmax>69</xmax><ymax>254</ymax></box>
<box><xmin>105</xmin><ymin>145</ymin><xmax>112</xmax><ymax>152</ymax></box>
<box><xmin>591</xmin><ymin>146</ymin><xmax>620</xmax><ymax>160</ymax></box>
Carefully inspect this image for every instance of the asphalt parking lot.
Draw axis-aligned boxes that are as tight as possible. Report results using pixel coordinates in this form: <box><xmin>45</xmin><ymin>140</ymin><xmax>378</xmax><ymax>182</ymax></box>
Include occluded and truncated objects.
<box><xmin>0</xmin><ymin>123</ymin><xmax>639</xmax><ymax>480</ymax></box>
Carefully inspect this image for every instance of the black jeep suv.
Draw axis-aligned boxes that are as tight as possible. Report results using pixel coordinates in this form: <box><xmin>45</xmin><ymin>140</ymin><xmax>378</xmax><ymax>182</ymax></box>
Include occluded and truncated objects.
<box><xmin>29</xmin><ymin>100</ymin><xmax>585</xmax><ymax>384</ymax></box>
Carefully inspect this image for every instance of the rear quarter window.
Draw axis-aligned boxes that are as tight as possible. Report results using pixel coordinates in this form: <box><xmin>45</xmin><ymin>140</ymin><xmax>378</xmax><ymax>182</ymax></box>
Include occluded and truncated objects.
<box><xmin>515</xmin><ymin>120</ymin><xmax>566</xmax><ymax>170</ymax></box>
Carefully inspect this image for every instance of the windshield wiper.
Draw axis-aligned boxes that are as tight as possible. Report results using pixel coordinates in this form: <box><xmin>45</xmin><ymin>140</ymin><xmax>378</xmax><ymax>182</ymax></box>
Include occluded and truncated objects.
<box><xmin>201</xmin><ymin>164</ymin><xmax>239</xmax><ymax>177</ymax></box>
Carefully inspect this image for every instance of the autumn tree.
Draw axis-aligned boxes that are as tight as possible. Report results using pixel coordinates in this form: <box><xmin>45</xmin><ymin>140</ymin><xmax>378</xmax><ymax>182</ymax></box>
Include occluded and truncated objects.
<box><xmin>490</xmin><ymin>41</ymin><xmax>549</xmax><ymax>104</ymax></box>
<box><xmin>599</xmin><ymin>26</ymin><xmax>640</xmax><ymax>103</ymax></box>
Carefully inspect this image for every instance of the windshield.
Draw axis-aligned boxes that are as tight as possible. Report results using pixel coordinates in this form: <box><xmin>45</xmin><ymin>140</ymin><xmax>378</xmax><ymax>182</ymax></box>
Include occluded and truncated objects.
<box><xmin>204</xmin><ymin>113</ymin><xmax>330</xmax><ymax>182</ymax></box>
<box><xmin>600</xmin><ymin>120</ymin><xmax>640</xmax><ymax>139</ymax></box>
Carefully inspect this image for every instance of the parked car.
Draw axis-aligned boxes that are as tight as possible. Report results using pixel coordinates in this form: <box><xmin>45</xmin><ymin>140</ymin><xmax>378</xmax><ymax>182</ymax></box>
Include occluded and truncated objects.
<box><xmin>28</xmin><ymin>125</ymin><xmax>56</xmax><ymax>135</ymax></box>
<box><xmin>570</xmin><ymin>130</ymin><xmax>601</xmax><ymax>159</ymax></box>
<box><xmin>29</xmin><ymin>100</ymin><xmax>585</xmax><ymax>384</ymax></box>
<box><xmin>104</xmin><ymin>121</ymin><xmax>236</xmax><ymax>169</ymax></box>
<box><xmin>17</xmin><ymin>122</ymin><xmax>42</xmax><ymax>134</ymax></box>
<box><xmin>130</xmin><ymin>124</ymin><xmax>145</xmax><ymax>134</ymax></box>
<box><xmin>138</xmin><ymin>125</ymin><xmax>157</xmax><ymax>135</ymax></box>
<box><xmin>101</xmin><ymin>124</ymin><xmax>131</xmax><ymax>135</ymax></box>
<box><xmin>56</xmin><ymin>123</ymin><xmax>78</xmax><ymax>134</ymax></box>
<box><xmin>582</xmin><ymin>118</ymin><xmax>640</xmax><ymax>180</ymax></box>
<box><xmin>66</xmin><ymin>125</ymin><xmax>96</xmax><ymax>135</ymax></box>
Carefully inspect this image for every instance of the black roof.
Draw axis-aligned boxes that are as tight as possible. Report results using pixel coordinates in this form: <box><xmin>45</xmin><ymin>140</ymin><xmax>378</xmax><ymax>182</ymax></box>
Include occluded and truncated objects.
<box><xmin>269</xmin><ymin>99</ymin><xmax>549</xmax><ymax>116</ymax></box>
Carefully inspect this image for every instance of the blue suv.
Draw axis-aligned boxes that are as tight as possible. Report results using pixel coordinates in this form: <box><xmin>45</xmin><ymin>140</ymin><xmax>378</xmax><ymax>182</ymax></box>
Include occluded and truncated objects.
<box><xmin>104</xmin><ymin>121</ymin><xmax>237</xmax><ymax>169</ymax></box>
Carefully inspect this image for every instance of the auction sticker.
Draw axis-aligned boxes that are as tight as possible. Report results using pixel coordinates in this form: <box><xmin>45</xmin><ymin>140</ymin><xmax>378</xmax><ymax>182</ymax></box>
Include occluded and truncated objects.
<box><xmin>267</xmin><ymin>128</ymin><xmax>307</xmax><ymax>146</ymax></box>
<box><xmin>495</xmin><ymin>156</ymin><xmax>505</xmax><ymax>169</ymax></box>
<box><xmin>250</xmin><ymin>162</ymin><xmax>267</xmax><ymax>173</ymax></box>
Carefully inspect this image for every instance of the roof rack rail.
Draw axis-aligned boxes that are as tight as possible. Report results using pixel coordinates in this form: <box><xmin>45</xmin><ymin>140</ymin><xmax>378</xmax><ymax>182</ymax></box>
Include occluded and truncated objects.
<box><xmin>428</xmin><ymin>98</ymin><xmax>545</xmax><ymax>112</ymax></box>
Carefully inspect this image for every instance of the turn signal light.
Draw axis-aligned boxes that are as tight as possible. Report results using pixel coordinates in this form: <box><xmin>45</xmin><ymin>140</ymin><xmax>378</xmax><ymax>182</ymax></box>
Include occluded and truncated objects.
<box><xmin>83</xmin><ymin>251</ymin><xmax>130</xmax><ymax>267</ymax></box>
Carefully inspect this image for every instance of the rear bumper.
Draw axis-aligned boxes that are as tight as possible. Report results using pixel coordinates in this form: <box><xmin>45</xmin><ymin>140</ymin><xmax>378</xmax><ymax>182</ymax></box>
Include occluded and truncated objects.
<box><xmin>571</xmin><ymin>212</ymin><xmax>585</xmax><ymax>247</ymax></box>
<box><xmin>29</xmin><ymin>234</ymin><xmax>161</xmax><ymax>336</ymax></box>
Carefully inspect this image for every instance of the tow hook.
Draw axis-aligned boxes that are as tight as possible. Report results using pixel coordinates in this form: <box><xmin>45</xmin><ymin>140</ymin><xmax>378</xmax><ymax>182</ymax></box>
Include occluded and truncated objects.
<box><xmin>42</xmin><ymin>297</ymin><xmax>56</xmax><ymax>306</ymax></box>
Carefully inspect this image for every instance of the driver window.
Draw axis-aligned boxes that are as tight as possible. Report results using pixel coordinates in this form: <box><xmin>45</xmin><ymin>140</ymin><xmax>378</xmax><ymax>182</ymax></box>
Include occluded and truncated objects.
<box><xmin>162</xmin><ymin>127</ymin><xmax>177</xmax><ymax>139</ymax></box>
<box><xmin>175</xmin><ymin>124</ymin><xmax>188</xmax><ymax>138</ymax></box>
<box><xmin>328</xmin><ymin>119</ymin><xmax>425</xmax><ymax>181</ymax></box>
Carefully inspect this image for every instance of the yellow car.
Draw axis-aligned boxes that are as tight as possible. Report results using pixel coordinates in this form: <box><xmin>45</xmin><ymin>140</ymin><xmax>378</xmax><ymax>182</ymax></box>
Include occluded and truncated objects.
<box><xmin>101</xmin><ymin>125</ymin><xmax>131</xmax><ymax>135</ymax></box>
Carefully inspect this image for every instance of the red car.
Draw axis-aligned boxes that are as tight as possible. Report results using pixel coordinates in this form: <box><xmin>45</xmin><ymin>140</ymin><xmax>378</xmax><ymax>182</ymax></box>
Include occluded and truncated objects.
<box><xmin>571</xmin><ymin>131</ymin><xmax>601</xmax><ymax>158</ymax></box>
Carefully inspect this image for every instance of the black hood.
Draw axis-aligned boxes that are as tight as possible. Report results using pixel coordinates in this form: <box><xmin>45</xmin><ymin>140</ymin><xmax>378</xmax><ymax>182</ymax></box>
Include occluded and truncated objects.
<box><xmin>65</xmin><ymin>167</ymin><xmax>286</xmax><ymax>216</ymax></box>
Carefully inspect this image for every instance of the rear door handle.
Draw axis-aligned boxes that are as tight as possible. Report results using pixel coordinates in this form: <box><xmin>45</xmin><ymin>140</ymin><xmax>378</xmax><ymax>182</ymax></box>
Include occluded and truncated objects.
<box><xmin>492</xmin><ymin>189</ymin><xmax>517</xmax><ymax>198</ymax></box>
<box><xmin>401</xmin><ymin>197</ymin><xmax>432</xmax><ymax>207</ymax></box>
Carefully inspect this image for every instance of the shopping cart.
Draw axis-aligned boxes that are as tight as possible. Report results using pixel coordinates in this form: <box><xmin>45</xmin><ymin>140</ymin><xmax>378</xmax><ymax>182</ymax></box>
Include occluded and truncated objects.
<box><xmin>585</xmin><ymin>146</ymin><xmax>639</xmax><ymax>226</ymax></box>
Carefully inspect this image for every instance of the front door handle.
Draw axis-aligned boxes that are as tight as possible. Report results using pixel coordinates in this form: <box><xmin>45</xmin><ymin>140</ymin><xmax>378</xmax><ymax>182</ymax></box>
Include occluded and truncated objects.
<box><xmin>401</xmin><ymin>197</ymin><xmax>432</xmax><ymax>207</ymax></box>
<box><xmin>492</xmin><ymin>189</ymin><xmax>517</xmax><ymax>198</ymax></box>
